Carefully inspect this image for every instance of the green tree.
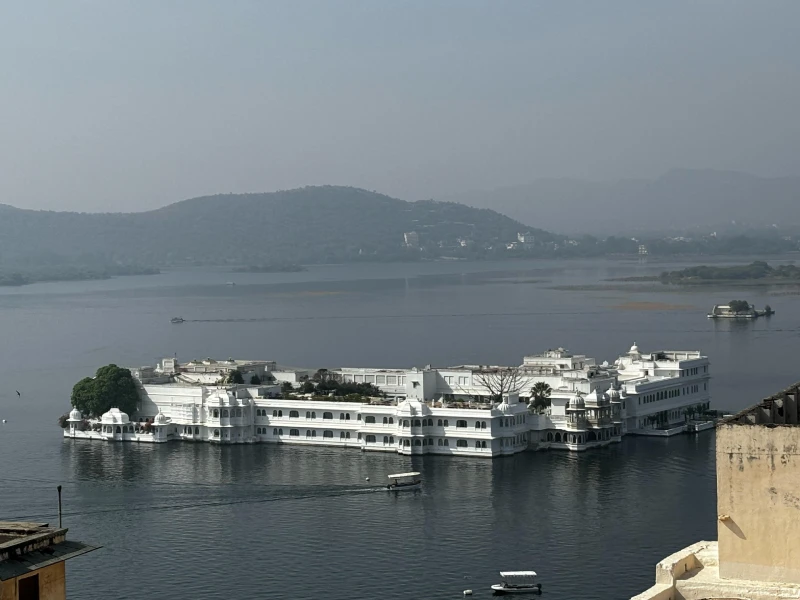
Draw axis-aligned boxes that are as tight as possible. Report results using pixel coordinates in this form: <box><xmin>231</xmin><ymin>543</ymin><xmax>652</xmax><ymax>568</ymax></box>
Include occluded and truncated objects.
<box><xmin>250</xmin><ymin>374</ymin><xmax>262</xmax><ymax>385</ymax></box>
<box><xmin>728</xmin><ymin>300</ymin><xmax>752</xmax><ymax>313</ymax></box>
<box><xmin>226</xmin><ymin>369</ymin><xmax>244</xmax><ymax>384</ymax></box>
<box><xmin>529</xmin><ymin>381</ymin><xmax>552</xmax><ymax>412</ymax></box>
<box><xmin>70</xmin><ymin>364</ymin><xmax>139</xmax><ymax>417</ymax></box>
<box><xmin>281</xmin><ymin>381</ymin><xmax>293</xmax><ymax>395</ymax></box>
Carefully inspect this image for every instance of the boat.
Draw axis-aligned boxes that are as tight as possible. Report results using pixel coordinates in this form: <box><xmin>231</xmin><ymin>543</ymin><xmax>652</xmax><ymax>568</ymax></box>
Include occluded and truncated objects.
<box><xmin>491</xmin><ymin>571</ymin><xmax>542</xmax><ymax>594</ymax></box>
<box><xmin>386</xmin><ymin>472</ymin><xmax>421</xmax><ymax>491</ymax></box>
<box><xmin>170</xmin><ymin>317</ymin><xmax>185</xmax><ymax>324</ymax></box>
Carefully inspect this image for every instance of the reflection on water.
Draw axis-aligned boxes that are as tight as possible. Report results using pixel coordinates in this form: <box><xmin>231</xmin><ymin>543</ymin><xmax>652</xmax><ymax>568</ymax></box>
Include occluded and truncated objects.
<box><xmin>0</xmin><ymin>258</ymin><xmax>796</xmax><ymax>599</ymax></box>
<box><xmin>0</xmin><ymin>436</ymin><xmax>714</xmax><ymax>600</ymax></box>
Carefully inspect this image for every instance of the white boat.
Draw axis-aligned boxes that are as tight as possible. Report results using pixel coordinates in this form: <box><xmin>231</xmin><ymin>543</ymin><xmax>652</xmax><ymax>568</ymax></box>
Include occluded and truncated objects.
<box><xmin>386</xmin><ymin>472</ymin><xmax>421</xmax><ymax>491</ymax></box>
<box><xmin>491</xmin><ymin>571</ymin><xmax>541</xmax><ymax>594</ymax></box>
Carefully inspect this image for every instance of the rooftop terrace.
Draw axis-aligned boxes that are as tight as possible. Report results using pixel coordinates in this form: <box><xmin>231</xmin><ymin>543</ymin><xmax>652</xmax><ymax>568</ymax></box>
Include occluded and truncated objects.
<box><xmin>722</xmin><ymin>381</ymin><xmax>800</xmax><ymax>426</ymax></box>
<box><xmin>0</xmin><ymin>521</ymin><xmax>99</xmax><ymax>581</ymax></box>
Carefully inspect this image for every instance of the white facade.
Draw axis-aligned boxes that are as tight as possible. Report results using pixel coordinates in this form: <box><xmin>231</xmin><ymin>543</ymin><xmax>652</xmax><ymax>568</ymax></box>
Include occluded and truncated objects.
<box><xmin>63</xmin><ymin>345</ymin><xmax>712</xmax><ymax>456</ymax></box>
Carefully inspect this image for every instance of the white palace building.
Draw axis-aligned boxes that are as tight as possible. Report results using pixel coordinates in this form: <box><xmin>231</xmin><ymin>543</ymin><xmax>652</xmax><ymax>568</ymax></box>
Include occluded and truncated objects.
<box><xmin>64</xmin><ymin>344</ymin><xmax>711</xmax><ymax>457</ymax></box>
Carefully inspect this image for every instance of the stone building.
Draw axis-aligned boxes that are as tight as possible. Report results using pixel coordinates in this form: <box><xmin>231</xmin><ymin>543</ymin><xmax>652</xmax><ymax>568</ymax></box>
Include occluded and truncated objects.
<box><xmin>0</xmin><ymin>521</ymin><xmax>97</xmax><ymax>600</ymax></box>
<box><xmin>632</xmin><ymin>382</ymin><xmax>800</xmax><ymax>600</ymax></box>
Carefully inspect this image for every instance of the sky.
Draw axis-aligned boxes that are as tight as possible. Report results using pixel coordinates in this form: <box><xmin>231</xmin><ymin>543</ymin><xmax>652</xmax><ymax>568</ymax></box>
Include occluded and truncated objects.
<box><xmin>2</xmin><ymin>0</ymin><xmax>800</xmax><ymax>212</ymax></box>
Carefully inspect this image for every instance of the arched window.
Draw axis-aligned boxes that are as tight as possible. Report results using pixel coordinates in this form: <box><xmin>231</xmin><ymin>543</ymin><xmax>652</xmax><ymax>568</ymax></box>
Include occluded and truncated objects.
<box><xmin>456</xmin><ymin>420</ymin><xmax>467</xmax><ymax>428</ymax></box>
<box><xmin>213</xmin><ymin>429</ymin><xmax>220</xmax><ymax>437</ymax></box>
<box><xmin>366</xmin><ymin>434</ymin><xmax>376</xmax><ymax>443</ymax></box>
<box><xmin>273</xmin><ymin>410</ymin><xmax>278</xmax><ymax>417</ymax></box>
<box><xmin>365</xmin><ymin>416</ymin><xmax>376</xmax><ymax>424</ymax></box>
<box><xmin>345</xmin><ymin>413</ymin><xmax>351</xmax><ymax>421</ymax></box>
<box><xmin>443</xmin><ymin>420</ymin><xmax>449</xmax><ymax>427</ymax></box>
<box><xmin>323</xmin><ymin>430</ymin><xmax>333</xmax><ymax>439</ymax></box>
<box><xmin>388</xmin><ymin>417</ymin><xmax>394</xmax><ymax>424</ymax></box>
<box><xmin>116</xmin><ymin>426</ymin><xmax>121</xmax><ymax>434</ymax></box>
<box><xmin>389</xmin><ymin>436</ymin><xmax>394</xmax><ymax>444</ymax></box>
<box><xmin>236</xmin><ymin>408</ymin><xmax>242</xmax><ymax>417</ymax></box>
<box><xmin>402</xmin><ymin>420</ymin><xmax>409</xmax><ymax>428</ymax></box>
<box><xmin>290</xmin><ymin>410</ymin><xmax>299</xmax><ymax>418</ymax></box>
<box><xmin>457</xmin><ymin>440</ymin><xmax>467</xmax><ymax>448</ymax></box>
<box><xmin>222</xmin><ymin>410</ymin><xmax>229</xmax><ymax>417</ymax></box>
<box><xmin>403</xmin><ymin>439</ymin><xmax>410</xmax><ymax>447</ymax></box>
<box><xmin>443</xmin><ymin>439</ymin><xmax>449</xmax><ymax>446</ymax></box>
<box><xmin>213</xmin><ymin>410</ymin><xmax>219</xmax><ymax>418</ymax></box>
<box><xmin>413</xmin><ymin>419</ymin><xmax>421</xmax><ymax>427</ymax></box>
<box><xmin>312</xmin><ymin>430</ymin><xmax>316</xmax><ymax>437</ymax></box>
<box><xmin>437</xmin><ymin>419</ymin><xmax>443</xmax><ymax>426</ymax></box>
<box><xmin>290</xmin><ymin>429</ymin><xmax>299</xmax><ymax>437</ymax></box>
<box><xmin>278</xmin><ymin>410</ymin><xmax>283</xmax><ymax>417</ymax></box>
<box><xmin>475</xmin><ymin>440</ymin><xmax>481</xmax><ymax>448</ymax></box>
<box><xmin>422</xmin><ymin>439</ymin><xmax>427</xmax><ymax>446</ymax></box>
<box><xmin>474</xmin><ymin>421</ymin><xmax>481</xmax><ymax>429</ymax></box>
<box><xmin>547</xmin><ymin>432</ymin><xmax>553</xmax><ymax>441</ymax></box>
<box><xmin>437</xmin><ymin>438</ymin><xmax>443</xmax><ymax>446</ymax></box>
<box><xmin>306</xmin><ymin>430</ymin><xmax>312</xmax><ymax>438</ymax></box>
<box><xmin>278</xmin><ymin>429</ymin><xmax>283</xmax><ymax>435</ymax></box>
<box><xmin>383</xmin><ymin>417</ymin><xmax>388</xmax><ymax>424</ymax></box>
<box><xmin>311</xmin><ymin>412</ymin><xmax>316</xmax><ymax>419</ymax></box>
<box><xmin>339</xmin><ymin>413</ymin><xmax>345</xmax><ymax>420</ymax></box>
<box><xmin>413</xmin><ymin>439</ymin><xmax>421</xmax><ymax>446</ymax></box>
<box><xmin>481</xmin><ymin>421</ymin><xmax>486</xmax><ymax>429</ymax></box>
<box><xmin>340</xmin><ymin>431</ymin><xmax>346</xmax><ymax>439</ymax></box>
<box><xmin>383</xmin><ymin>436</ymin><xmax>389</xmax><ymax>444</ymax></box>
<box><xmin>306</xmin><ymin>411</ymin><xmax>311</xmax><ymax>419</ymax></box>
<box><xmin>481</xmin><ymin>441</ymin><xmax>487</xmax><ymax>448</ymax></box>
<box><xmin>273</xmin><ymin>428</ymin><xmax>278</xmax><ymax>435</ymax></box>
<box><xmin>195</xmin><ymin>427</ymin><xmax>199</xmax><ymax>435</ymax></box>
<box><xmin>323</xmin><ymin>412</ymin><xmax>333</xmax><ymax>420</ymax></box>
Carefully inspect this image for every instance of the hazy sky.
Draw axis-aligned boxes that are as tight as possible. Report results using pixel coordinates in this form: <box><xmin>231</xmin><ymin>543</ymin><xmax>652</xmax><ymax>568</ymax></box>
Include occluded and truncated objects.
<box><xmin>2</xmin><ymin>1</ymin><xmax>800</xmax><ymax>212</ymax></box>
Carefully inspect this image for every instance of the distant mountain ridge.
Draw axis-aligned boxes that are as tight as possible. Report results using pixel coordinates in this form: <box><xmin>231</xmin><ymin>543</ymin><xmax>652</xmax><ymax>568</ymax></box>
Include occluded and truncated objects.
<box><xmin>0</xmin><ymin>186</ymin><xmax>556</xmax><ymax>267</ymax></box>
<box><xmin>440</xmin><ymin>169</ymin><xmax>800</xmax><ymax>234</ymax></box>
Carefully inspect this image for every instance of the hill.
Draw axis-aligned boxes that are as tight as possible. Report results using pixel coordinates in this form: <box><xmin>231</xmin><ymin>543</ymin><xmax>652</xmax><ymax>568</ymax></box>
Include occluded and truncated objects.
<box><xmin>0</xmin><ymin>186</ymin><xmax>558</xmax><ymax>268</ymax></box>
<box><xmin>441</xmin><ymin>169</ymin><xmax>800</xmax><ymax>235</ymax></box>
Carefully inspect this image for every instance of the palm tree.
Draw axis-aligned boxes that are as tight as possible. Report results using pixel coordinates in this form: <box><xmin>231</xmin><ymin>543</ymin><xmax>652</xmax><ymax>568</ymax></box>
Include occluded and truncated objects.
<box><xmin>529</xmin><ymin>381</ymin><xmax>552</xmax><ymax>413</ymax></box>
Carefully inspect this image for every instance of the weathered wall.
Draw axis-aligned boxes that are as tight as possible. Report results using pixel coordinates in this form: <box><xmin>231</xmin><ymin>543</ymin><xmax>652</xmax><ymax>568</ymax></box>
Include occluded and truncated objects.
<box><xmin>717</xmin><ymin>423</ymin><xmax>800</xmax><ymax>584</ymax></box>
<box><xmin>0</xmin><ymin>562</ymin><xmax>66</xmax><ymax>600</ymax></box>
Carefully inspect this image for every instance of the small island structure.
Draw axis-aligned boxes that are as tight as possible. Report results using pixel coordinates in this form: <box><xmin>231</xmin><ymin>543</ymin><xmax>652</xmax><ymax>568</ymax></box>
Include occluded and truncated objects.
<box><xmin>708</xmin><ymin>300</ymin><xmax>775</xmax><ymax>319</ymax></box>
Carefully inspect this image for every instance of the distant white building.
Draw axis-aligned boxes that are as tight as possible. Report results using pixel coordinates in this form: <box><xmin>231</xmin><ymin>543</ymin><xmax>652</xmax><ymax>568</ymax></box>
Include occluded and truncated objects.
<box><xmin>404</xmin><ymin>231</ymin><xmax>420</xmax><ymax>247</ymax></box>
<box><xmin>517</xmin><ymin>232</ymin><xmax>535</xmax><ymax>246</ymax></box>
<box><xmin>63</xmin><ymin>345</ymin><xmax>711</xmax><ymax>456</ymax></box>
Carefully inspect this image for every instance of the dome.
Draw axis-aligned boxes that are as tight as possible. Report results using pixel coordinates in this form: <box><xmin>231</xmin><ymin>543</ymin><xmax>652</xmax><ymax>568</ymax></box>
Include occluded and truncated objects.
<box><xmin>68</xmin><ymin>408</ymin><xmax>82</xmax><ymax>421</ymax></box>
<box><xmin>629</xmin><ymin>342</ymin><xmax>640</xmax><ymax>355</ymax></box>
<box><xmin>154</xmin><ymin>411</ymin><xmax>169</xmax><ymax>425</ymax></box>
<box><xmin>607</xmin><ymin>387</ymin><xmax>620</xmax><ymax>401</ymax></box>
<box><xmin>567</xmin><ymin>393</ymin><xmax>585</xmax><ymax>410</ymax></box>
<box><xmin>101</xmin><ymin>408</ymin><xmax>130</xmax><ymax>424</ymax></box>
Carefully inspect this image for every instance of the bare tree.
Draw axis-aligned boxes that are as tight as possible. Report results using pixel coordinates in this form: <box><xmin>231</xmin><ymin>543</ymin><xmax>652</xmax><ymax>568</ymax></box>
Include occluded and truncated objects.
<box><xmin>472</xmin><ymin>366</ymin><xmax>525</xmax><ymax>405</ymax></box>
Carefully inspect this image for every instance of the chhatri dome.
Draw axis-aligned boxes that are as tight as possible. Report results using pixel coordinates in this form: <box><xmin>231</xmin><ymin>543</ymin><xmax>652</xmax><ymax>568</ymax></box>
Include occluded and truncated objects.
<box><xmin>68</xmin><ymin>408</ymin><xmax>82</xmax><ymax>421</ymax></box>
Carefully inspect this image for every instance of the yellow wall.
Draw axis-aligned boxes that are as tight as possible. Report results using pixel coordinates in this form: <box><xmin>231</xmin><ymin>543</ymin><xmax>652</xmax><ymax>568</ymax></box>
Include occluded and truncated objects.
<box><xmin>0</xmin><ymin>562</ymin><xmax>66</xmax><ymax>600</ymax></box>
<box><xmin>717</xmin><ymin>423</ymin><xmax>800</xmax><ymax>584</ymax></box>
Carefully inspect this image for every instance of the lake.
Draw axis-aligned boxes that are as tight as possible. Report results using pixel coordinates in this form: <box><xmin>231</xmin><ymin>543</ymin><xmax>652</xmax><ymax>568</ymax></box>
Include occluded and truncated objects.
<box><xmin>1</xmin><ymin>256</ymin><xmax>798</xmax><ymax>599</ymax></box>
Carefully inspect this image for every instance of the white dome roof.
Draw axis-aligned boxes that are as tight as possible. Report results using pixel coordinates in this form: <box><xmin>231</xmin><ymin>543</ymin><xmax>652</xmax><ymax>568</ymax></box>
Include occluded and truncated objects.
<box><xmin>567</xmin><ymin>393</ymin><xmax>585</xmax><ymax>410</ymax></box>
<box><xmin>607</xmin><ymin>387</ymin><xmax>620</xmax><ymax>400</ymax></box>
<box><xmin>154</xmin><ymin>411</ymin><xmax>169</xmax><ymax>425</ymax></box>
<box><xmin>68</xmin><ymin>408</ymin><xmax>82</xmax><ymax>421</ymax></box>
<box><xmin>629</xmin><ymin>342</ymin><xmax>640</xmax><ymax>354</ymax></box>
<box><xmin>101</xmin><ymin>408</ymin><xmax>130</xmax><ymax>424</ymax></box>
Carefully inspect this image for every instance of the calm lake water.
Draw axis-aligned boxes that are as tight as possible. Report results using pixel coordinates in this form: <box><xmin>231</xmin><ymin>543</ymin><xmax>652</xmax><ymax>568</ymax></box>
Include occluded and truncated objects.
<box><xmin>1</xmin><ymin>256</ymin><xmax>798</xmax><ymax>600</ymax></box>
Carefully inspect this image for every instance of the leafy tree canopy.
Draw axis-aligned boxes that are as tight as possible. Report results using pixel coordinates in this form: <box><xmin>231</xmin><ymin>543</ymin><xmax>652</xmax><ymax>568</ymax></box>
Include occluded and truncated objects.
<box><xmin>70</xmin><ymin>364</ymin><xmax>139</xmax><ymax>417</ymax></box>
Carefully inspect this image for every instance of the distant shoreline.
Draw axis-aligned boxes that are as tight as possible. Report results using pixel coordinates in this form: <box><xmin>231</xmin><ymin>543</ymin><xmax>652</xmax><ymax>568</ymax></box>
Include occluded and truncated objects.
<box><xmin>0</xmin><ymin>266</ymin><xmax>160</xmax><ymax>288</ymax></box>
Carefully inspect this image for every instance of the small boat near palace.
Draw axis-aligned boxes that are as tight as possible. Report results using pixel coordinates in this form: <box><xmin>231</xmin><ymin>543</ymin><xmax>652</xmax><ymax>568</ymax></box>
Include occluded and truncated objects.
<box><xmin>386</xmin><ymin>472</ymin><xmax>422</xmax><ymax>491</ymax></box>
<box><xmin>491</xmin><ymin>571</ymin><xmax>542</xmax><ymax>595</ymax></box>
<box><xmin>170</xmin><ymin>317</ymin><xmax>185</xmax><ymax>324</ymax></box>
